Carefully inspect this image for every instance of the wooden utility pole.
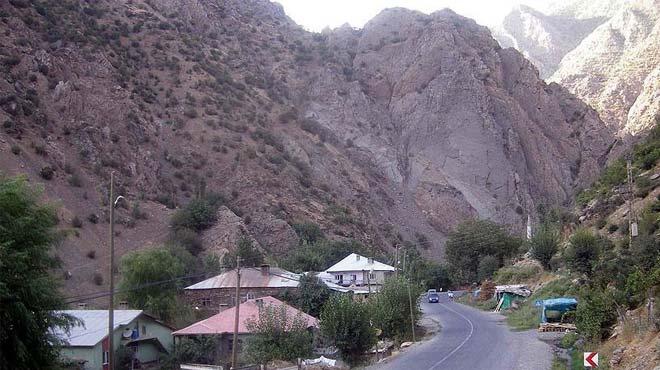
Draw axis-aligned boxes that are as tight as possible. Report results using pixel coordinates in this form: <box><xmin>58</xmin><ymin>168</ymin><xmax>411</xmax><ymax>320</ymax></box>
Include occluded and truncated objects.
<box><xmin>626</xmin><ymin>158</ymin><xmax>638</xmax><ymax>247</ymax></box>
<box><xmin>231</xmin><ymin>256</ymin><xmax>242</xmax><ymax>370</ymax></box>
<box><xmin>108</xmin><ymin>172</ymin><xmax>115</xmax><ymax>370</ymax></box>
<box><xmin>407</xmin><ymin>277</ymin><xmax>416</xmax><ymax>342</ymax></box>
<box><xmin>395</xmin><ymin>245</ymin><xmax>399</xmax><ymax>278</ymax></box>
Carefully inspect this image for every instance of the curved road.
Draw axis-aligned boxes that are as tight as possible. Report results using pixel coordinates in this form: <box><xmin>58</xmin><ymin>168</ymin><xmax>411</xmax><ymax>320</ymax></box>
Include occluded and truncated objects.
<box><xmin>368</xmin><ymin>293</ymin><xmax>552</xmax><ymax>370</ymax></box>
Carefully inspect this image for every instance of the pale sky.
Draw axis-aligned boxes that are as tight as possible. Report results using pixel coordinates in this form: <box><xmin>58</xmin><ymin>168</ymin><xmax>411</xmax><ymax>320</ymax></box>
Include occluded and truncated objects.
<box><xmin>273</xmin><ymin>0</ymin><xmax>554</xmax><ymax>31</ymax></box>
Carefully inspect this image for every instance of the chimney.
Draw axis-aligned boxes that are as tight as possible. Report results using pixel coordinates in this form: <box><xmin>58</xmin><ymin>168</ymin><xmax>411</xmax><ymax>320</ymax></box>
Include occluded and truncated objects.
<box><xmin>260</xmin><ymin>264</ymin><xmax>270</xmax><ymax>276</ymax></box>
<box><xmin>255</xmin><ymin>298</ymin><xmax>263</xmax><ymax>307</ymax></box>
<box><xmin>368</xmin><ymin>258</ymin><xmax>374</xmax><ymax>264</ymax></box>
<box><xmin>355</xmin><ymin>255</ymin><xmax>360</xmax><ymax>261</ymax></box>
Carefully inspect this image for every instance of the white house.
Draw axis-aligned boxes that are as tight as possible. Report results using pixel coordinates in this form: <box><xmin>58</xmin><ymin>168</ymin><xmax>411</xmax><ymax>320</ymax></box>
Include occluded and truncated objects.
<box><xmin>324</xmin><ymin>253</ymin><xmax>395</xmax><ymax>287</ymax></box>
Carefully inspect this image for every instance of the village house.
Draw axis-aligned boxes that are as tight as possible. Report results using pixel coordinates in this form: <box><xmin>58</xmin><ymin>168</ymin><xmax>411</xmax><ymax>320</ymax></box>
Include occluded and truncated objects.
<box><xmin>54</xmin><ymin>310</ymin><xmax>173</xmax><ymax>370</ymax></box>
<box><xmin>323</xmin><ymin>253</ymin><xmax>395</xmax><ymax>288</ymax></box>
<box><xmin>173</xmin><ymin>296</ymin><xmax>318</xmax><ymax>367</ymax></box>
<box><xmin>184</xmin><ymin>264</ymin><xmax>300</xmax><ymax>312</ymax></box>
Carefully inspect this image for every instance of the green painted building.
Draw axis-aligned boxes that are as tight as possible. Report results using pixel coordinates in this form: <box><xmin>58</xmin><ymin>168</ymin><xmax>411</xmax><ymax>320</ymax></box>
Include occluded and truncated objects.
<box><xmin>54</xmin><ymin>310</ymin><xmax>173</xmax><ymax>370</ymax></box>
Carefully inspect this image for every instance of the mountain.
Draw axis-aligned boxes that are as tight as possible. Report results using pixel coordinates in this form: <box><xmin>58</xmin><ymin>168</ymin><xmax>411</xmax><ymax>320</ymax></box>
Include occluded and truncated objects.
<box><xmin>550</xmin><ymin>0</ymin><xmax>660</xmax><ymax>135</ymax></box>
<box><xmin>493</xmin><ymin>0</ymin><xmax>660</xmax><ymax>136</ymax></box>
<box><xmin>0</xmin><ymin>0</ymin><xmax>613</xmax><ymax>298</ymax></box>
<box><xmin>492</xmin><ymin>4</ymin><xmax>605</xmax><ymax>78</ymax></box>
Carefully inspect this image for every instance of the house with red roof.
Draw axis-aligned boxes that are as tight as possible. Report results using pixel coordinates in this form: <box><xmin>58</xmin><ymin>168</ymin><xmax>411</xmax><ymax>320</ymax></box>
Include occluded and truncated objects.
<box><xmin>172</xmin><ymin>296</ymin><xmax>318</xmax><ymax>366</ymax></box>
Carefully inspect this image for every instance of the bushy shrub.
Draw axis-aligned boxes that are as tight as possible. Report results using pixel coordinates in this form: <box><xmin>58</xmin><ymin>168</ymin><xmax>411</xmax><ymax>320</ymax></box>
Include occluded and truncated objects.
<box><xmin>170</xmin><ymin>197</ymin><xmax>218</xmax><ymax>232</ymax></box>
<box><xmin>575</xmin><ymin>287</ymin><xmax>617</xmax><ymax>342</ymax></box>
<box><xmin>369</xmin><ymin>276</ymin><xmax>423</xmax><ymax>341</ymax></box>
<box><xmin>529</xmin><ymin>223</ymin><xmax>560</xmax><ymax>270</ymax></box>
<box><xmin>71</xmin><ymin>216</ymin><xmax>83</xmax><ymax>228</ymax></box>
<box><xmin>321</xmin><ymin>295</ymin><xmax>376</xmax><ymax>363</ymax></box>
<box><xmin>244</xmin><ymin>304</ymin><xmax>313</xmax><ymax>364</ymax></box>
<box><xmin>40</xmin><ymin>166</ymin><xmax>54</xmax><ymax>180</ymax></box>
<box><xmin>477</xmin><ymin>255</ymin><xmax>499</xmax><ymax>282</ymax></box>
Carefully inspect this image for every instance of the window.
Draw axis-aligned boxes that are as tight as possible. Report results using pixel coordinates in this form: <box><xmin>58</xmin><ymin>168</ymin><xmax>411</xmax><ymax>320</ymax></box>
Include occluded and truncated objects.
<box><xmin>246</xmin><ymin>292</ymin><xmax>255</xmax><ymax>300</ymax></box>
<box><xmin>351</xmin><ymin>274</ymin><xmax>357</xmax><ymax>282</ymax></box>
<box><xmin>141</xmin><ymin>325</ymin><xmax>146</xmax><ymax>335</ymax></box>
<box><xmin>102</xmin><ymin>351</ymin><xmax>109</xmax><ymax>364</ymax></box>
<box><xmin>201</xmin><ymin>298</ymin><xmax>212</xmax><ymax>307</ymax></box>
<box><xmin>369</xmin><ymin>272</ymin><xmax>376</xmax><ymax>280</ymax></box>
<box><xmin>336</xmin><ymin>274</ymin><xmax>343</xmax><ymax>282</ymax></box>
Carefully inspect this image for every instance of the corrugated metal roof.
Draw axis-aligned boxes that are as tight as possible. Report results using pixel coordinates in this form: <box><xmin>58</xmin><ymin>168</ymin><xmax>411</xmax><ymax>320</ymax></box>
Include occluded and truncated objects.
<box><xmin>173</xmin><ymin>296</ymin><xmax>318</xmax><ymax>336</ymax></box>
<box><xmin>184</xmin><ymin>266</ymin><xmax>300</xmax><ymax>290</ymax></box>
<box><xmin>325</xmin><ymin>253</ymin><xmax>395</xmax><ymax>273</ymax></box>
<box><xmin>53</xmin><ymin>310</ymin><xmax>143</xmax><ymax>347</ymax></box>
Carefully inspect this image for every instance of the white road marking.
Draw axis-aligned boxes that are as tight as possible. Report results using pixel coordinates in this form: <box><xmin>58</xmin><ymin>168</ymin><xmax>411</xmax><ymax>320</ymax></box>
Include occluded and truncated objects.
<box><xmin>428</xmin><ymin>302</ymin><xmax>475</xmax><ymax>370</ymax></box>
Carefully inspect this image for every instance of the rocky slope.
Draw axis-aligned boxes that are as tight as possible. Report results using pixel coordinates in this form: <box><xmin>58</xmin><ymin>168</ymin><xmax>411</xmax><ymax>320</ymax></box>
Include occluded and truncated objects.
<box><xmin>0</xmin><ymin>0</ymin><xmax>613</xmax><ymax>298</ymax></box>
<box><xmin>550</xmin><ymin>0</ymin><xmax>660</xmax><ymax>136</ymax></box>
<box><xmin>493</xmin><ymin>0</ymin><xmax>660</xmax><ymax>136</ymax></box>
<box><xmin>492</xmin><ymin>4</ymin><xmax>605</xmax><ymax>78</ymax></box>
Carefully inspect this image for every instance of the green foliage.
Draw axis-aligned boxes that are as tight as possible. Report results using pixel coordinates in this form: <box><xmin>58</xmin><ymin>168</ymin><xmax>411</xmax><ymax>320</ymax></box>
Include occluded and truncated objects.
<box><xmin>292</xmin><ymin>222</ymin><xmax>325</xmax><ymax>245</ymax></box>
<box><xmin>530</xmin><ymin>223</ymin><xmax>560</xmax><ymax>270</ymax></box>
<box><xmin>169</xmin><ymin>228</ymin><xmax>203</xmax><ymax>256</ymax></box>
<box><xmin>282</xmin><ymin>238</ymin><xmax>368</xmax><ymax>272</ymax></box>
<box><xmin>119</xmin><ymin>247</ymin><xmax>185</xmax><ymax>321</ymax></box>
<box><xmin>320</xmin><ymin>295</ymin><xmax>376</xmax><ymax>363</ymax></box>
<box><xmin>0</xmin><ymin>175</ymin><xmax>77</xmax><ymax>368</ymax></box>
<box><xmin>223</xmin><ymin>236</ymin><xmax>264</xmax><ymax>268</ymax></box>
<box><xmin>445</xmin><ymin>219</ymin><xmax>522</xmax><ymax>285</ymax></box>
<box><xmin>559</xmin><ymin>332</ymin><xmax>578</xmax><ymax>349</ymax></box>
<box><xmin>369</xmin><ymin>277</ymin><xmax>423</xmax><ymax>341</ymax></box>
<box><xmin>244</xmin><ymin>304</ymin><xmax>313</xmax><ymax>364</ymax></box>
<box><xmin>477</xmin><ymin>255</ymin><xmax>499</xmax><ymax>282</ymax></box>
<box><xmin>170</xmin><ymin>197</ymin><xmax>218</xmax><ymax>232</ymax></box>
<box><xmin>575</xmin><ymin>287</ymin><xmax>617</xmax><ymax>342</ymax></box>
<box><xmin>505</xmin><ymin>278</ymin><xmax>576</xmax><ymax>330</ymax></box>
<box><xmin>294</xmin><ymin>274</ymin><xmax>332</xmax><ymax>317</ymax></box>
<box><xmin>493</xmin><ymin>264</ymin><xmax>543</xmax><ymax>284</ymax></box>
<box><xmin>563</xmin><ymin>229</ymin><xmax>604</xmax><ymax>277</ymax></box>
<box><xmin>161</xmin><ymin>336</ymin><xmax>220</xmax><ymax>368</ymax></box>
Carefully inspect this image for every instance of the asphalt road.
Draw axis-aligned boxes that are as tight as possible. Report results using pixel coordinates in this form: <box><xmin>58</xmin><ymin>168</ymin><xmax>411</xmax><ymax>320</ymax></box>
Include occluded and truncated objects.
<box><xmin>368</xmin><ymin>293</ymin><xmax>552</xmax><ymax>370</ymax></box>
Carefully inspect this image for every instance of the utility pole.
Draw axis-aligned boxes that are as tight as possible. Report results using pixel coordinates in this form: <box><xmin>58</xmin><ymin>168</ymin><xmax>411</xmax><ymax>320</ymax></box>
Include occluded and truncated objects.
<box><xmin>395</xmin><ymin>245</ymin><xmax>399</xmax><ymax>278</ymax></box>
<box><xmin>626</xmin><ymin>158</ymin><xmax>638</xmax><ymax>247</ymax></box>
<box><xmin>407</xmin><ymin>277</ymin><xmax>416</xmax><ymax>342</ymax></box>
<box><xmin>231</xmin><ymin>256</ymin><xmax>242</xmax><ymax>370</ymax></box>
<box><xmin>108</xmin><ymin>172</ymin><xmax>115</xmax><ymax>370</ymax></box>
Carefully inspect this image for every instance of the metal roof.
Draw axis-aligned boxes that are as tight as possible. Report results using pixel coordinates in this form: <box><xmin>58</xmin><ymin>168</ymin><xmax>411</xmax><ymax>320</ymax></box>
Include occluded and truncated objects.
<box><xmin>173</xmin><ymin>296</ymin><xmax>318</xmax><ymax>336</ymax></box>
<box><xmin>325</xmin><ymin>253</ymin><xmax>395</xmax><ymax>273</ymax></box>
<box><xmin>184</xmin><ymin>266</ymin><xmax>300</xmax><ymax>290</ymax></box>
<box><xmin>53</xmin><ymin>310</ymin><xmax>143</xmax><ymax>347</ymax></box>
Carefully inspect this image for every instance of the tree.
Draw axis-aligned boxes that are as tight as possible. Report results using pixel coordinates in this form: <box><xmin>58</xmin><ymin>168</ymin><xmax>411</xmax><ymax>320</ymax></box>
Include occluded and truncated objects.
<box><xmin>244</xmin><ymin>304</ymin><xmax>313</xmax><ymax>364</ymax></box>
<box><xmin>0</xmin><ymin>175</ymin><xmax>77</xmax><ymax>369</ymax></box>
<box><xmin>320</xmin><ymin>295</ymin><xmax>376</xmax><ymax>363</ymax></box>
<box><xmin>445</xmin><ymin>219</ymin><xmax>521</xmax><ymax>284</ymax></box>
<box><xmin>223</xmin><ymin>236</ymin><xmax>263</xmax><ymax>267</ymax></box>
<box><xmin>295</xmin><ymin>274</ymin><xmax>332</xmax><ymax>317</ymax></box>
<box><xmin>564</xmin><ymin>229</ymin><xmax>602</xmax><ymax>277</ymax></box>
<box><xmin>529</xmin><ymin>223</ymin><xmax>560</xmax><ymax>270</ymax></box>
<box><xmin>119</xmin><ymin>247</ymin><xmax>185</xmax><ymax>321</ymax></box>
<box><xmin>292</xmin><ymin>222</ymin><xmax>325</xmax><ymax>245</ymax></box>
<box><xmin>161</xmin><ymin>336</ymin><xmax>220</xmax><ymax>369</ymax></box>
<box><xmin>477</xmin><ymin>255</ymin><xmax>499</xmax><ymax>282</ymax></box>
<box><xmin>369</xmin><ymin>276</ymin><xmax>423</xmax><ymax>341</ymax></box>
<box><xmin>575</xmin><ymin>287</ymin><xmax>617</xmax><ymax>343</ymax></box>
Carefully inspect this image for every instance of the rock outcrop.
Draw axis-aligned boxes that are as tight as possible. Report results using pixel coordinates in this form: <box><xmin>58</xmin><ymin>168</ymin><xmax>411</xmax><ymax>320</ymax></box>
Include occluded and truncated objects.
<box><xmin>0</xmin><ymin>0</ymin><xmax>614</xmax><ymax>297</ymax></box>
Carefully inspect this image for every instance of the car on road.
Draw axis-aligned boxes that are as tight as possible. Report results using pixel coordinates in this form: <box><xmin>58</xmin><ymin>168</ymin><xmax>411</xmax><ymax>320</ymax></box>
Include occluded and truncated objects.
<box><xmin>428</xmin><ymin>292</ymin><xmax>439</xmax><ymax>303</ymax></box>
<box><xmin>427</xmin><ymin>289</ymin><xmax>437</xmax><ymax>295</ymax></box>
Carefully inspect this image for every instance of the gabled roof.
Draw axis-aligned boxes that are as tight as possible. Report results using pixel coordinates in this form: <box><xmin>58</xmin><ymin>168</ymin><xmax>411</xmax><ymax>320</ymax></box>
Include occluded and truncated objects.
<box><xmin>173</xmin><ymin>296</ymin><xmax>318</xmax><ymax>336</ymax></box>
<box><xmin>184</xmin><ymin>266</ymin><xmax>300</xmax><ymax>290</ymax></box>
<box><xmin>325</xmin><ymin>253</ymin><xmax>395</xmax><ymax>273</ymax></box>
<box><xmin>54</xmin><ymin>310</ymin><xmax>143</xmax><ymax>347</ymax></box>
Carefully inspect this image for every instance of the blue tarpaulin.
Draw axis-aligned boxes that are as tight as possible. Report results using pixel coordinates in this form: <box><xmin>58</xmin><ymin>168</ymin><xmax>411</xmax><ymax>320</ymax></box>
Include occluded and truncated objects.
<box><xmin>541</xmin><ymin>298</ymin><xmax>578</xmax><ymax>323</ymax></box>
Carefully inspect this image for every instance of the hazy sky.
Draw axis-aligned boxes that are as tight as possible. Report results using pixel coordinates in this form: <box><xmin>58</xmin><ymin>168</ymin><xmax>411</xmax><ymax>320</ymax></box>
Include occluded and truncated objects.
<box><xmin>274</xmin><ymin>0</ymin><xmax>552</xmax><ymax>31</ymax></box>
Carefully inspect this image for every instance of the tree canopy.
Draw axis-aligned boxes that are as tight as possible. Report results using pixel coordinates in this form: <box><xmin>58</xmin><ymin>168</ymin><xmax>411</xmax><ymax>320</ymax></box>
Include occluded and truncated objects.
<box><xmin>444</xmin><ymin>219</ymin><xmax>522</xmax><ymax>284</ymax></box>
<box><xmin>0</xmin><ymin>175</ymin><xmax>76</xmax><ymax>369</ymax></box>
<box><xmin>119</xmin><ymin>247</ymin><xmax>185</xmax><ymax>321</ymax></box>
